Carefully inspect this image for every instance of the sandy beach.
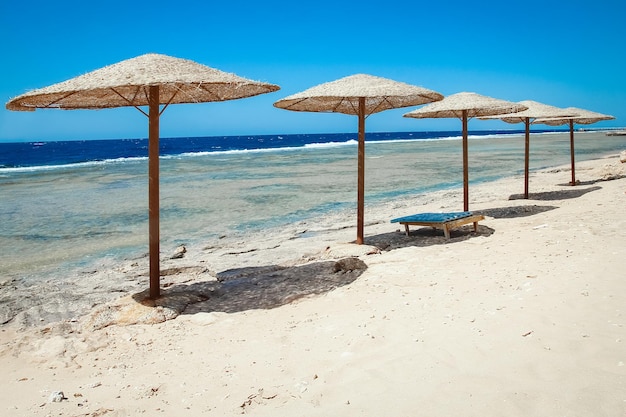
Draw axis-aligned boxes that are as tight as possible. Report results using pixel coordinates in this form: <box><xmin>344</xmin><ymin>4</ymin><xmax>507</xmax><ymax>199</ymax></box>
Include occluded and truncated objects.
<box><xmin>1</xmin><ymin>153</ymin><xmax>625</xmax><ymax>416</ymax></box>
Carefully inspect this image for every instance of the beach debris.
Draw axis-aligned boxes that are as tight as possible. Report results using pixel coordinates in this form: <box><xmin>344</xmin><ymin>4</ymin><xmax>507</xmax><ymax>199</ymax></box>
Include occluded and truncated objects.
<box><xmin>171</xmin><ymin>245</ymin><xmax>187</xmax><ymax>259</ymax></box>
<box><xmin>296</xmin><ymin>381</ymin><xmax>309</xmax><ymax>393</ymax></box>
<box><xmin>619</xmin><ymin>150</ymin><xmax>626</xmax><ymax>163</ymax></box>
<box><xmin>48</xmin><ymin>391</ymin><xmax>67</xmax><ymax>402</ymax></box>
<box><xmin>75</xmin><ymin>408</ymin><xmax>114</xmax><ymax>416</ymax></box>
<box><xmin>240</xmin><ymin>388</ymin><xmax>278</xmax><ymax>412</ymax></box>
<box><xmin>522</xmin><ymin>331</ymin><xmax>533</xmax><ymax>337</ymax></box>
<box><xmin>333</xmin><ymin>257</ymin><xmax>367</xmax><ymax>273</ymax></box>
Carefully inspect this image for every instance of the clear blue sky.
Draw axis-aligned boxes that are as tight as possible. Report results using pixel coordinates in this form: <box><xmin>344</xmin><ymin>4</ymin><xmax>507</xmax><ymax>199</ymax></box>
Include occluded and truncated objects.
<box><xmin>1</xmin><ymin>0</ymin><xmax>624</xmax><ymax>142</ymax></box>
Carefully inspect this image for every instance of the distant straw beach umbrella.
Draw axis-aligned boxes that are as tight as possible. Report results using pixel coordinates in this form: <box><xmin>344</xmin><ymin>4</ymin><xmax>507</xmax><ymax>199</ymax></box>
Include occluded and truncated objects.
<box><xmin>480</xmin><ymin>100</ymin><xmax>577</xmax><ymax>198</ymax></box>
<box><xmin>403</xmin><ymin>92</ymin><xmax>527</xmax><ymax>211</ymax></box>
<box><xmin>6</xmin><ymin>53</ymin><xmax>280</xmax><ymax>299</ymax></box>
<box><xmin>273</xmin><ymin>74</ymin><xmax>443</xmax><ymax>244</ymax></box>
<box><xmin>533</xmin><ymin>107</ymin><xmax>615</xmax><ymax>185</ymax></box>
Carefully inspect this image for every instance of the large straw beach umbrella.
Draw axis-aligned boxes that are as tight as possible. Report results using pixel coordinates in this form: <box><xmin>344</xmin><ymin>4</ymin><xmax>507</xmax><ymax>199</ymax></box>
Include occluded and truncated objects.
<box><xmin>273</xmin><ymin>74</ymin><xmax>443</xmax><ymax>244</ymax></box>
<box><xmin>480</xmin><ymin>100</ymin><xmax>577</xmax><ymax>198</ymax></box>
<box><xmin>403</xmin><ymin>92</ymin><xmax>527</xmax><ymax>211</ymax></box>
<box><xmin>6</xmin><ymin>53</ymin><xmax>280</xmax><ymax>299</ymax></box>
<box><xmin>533</xmin><ymin>107</ymin><xmax>615</xmax><ymax>185</ymax></box>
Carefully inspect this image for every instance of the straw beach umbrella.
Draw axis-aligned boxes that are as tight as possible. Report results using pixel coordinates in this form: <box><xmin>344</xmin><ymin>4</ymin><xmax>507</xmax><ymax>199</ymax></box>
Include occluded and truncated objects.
<box><xmin>403</xmin><ymin>92</ymin><xmax>527</xmax><ymax>211</ymax></box>
<box><xmin>480</xmin><ymin>100</ymin><xmax>577</xmax><ymax>198</ymax></box>
<box><xmin>6</xmin><ymin>53</ymin><xmax>280</xmax><ymax>299</ymax></box>
<box><xmin>273</xmin><ymin>74</ymin><xmax>443</xmax><ymax>244</ymax></box>
<box><xmin>533</xmin><ymin>107</ymin><xmax>615</xmax><ymax>185</ymax></box>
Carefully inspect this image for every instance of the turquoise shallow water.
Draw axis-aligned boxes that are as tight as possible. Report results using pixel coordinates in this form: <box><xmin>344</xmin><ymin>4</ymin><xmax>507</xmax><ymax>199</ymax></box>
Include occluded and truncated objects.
<box><xmin>1</xmin><ymin>130</ymin><xmax>624</xmax><ymax>282</ymax></box>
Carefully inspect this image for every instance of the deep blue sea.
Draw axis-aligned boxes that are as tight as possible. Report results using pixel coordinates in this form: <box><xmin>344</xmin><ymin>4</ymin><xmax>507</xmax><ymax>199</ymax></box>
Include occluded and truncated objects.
<box><xmin>0</xmin><ymin>130</ymin><xmax>552</xmax><ymax>169</ymax></box>
<box><xmin>1</xmin><ymin>129</ymin><xmax>625</xmax><ymax>284</ymax></box>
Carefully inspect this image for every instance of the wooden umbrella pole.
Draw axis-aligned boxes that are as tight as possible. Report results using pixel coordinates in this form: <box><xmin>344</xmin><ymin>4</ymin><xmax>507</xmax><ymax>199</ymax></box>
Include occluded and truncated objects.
<box><xmin>524</xmin><ymin>117</ymin><xmax>530</xmax><ymax>199</ymax></box>
<box><xmin>569</xmin><ymin>120</ymin><xmax>576</xmax><ymax>185</ymax></box>
<box><xmin>356</xmin><ymin>97</ymin><xmax>366</xmax><ymax>245</ymax></box>
<box><xmin>462</xmin><ymin>110</ymin><xmax>469</xmax><ymax>212</ymax></box>
<box><xmin>148</xmin><ymin>85</ymin><xmax>161</xmax><ymax>299</ymax></box>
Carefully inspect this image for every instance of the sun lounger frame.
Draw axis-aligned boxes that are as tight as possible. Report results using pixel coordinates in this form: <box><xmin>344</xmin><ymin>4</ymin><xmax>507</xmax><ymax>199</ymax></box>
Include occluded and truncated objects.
<box><xmin>391</xmin><ymin>212</ymin><xmax>484</xmax><ymax>239</ymax></box>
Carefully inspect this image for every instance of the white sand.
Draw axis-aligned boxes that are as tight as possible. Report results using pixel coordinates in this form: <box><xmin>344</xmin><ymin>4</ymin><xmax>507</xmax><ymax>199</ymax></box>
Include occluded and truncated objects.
<box><xmin>1</xmin><ymin>155</ymin><xmax>625</xmax><ymax>416</ymax></box>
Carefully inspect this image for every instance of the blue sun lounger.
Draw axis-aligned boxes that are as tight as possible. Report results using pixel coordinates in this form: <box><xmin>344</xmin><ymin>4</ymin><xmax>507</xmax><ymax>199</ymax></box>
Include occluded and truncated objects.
<box><xmin>391</xmin><ymin>211</ymin><xmax>484</xmax><ymax>239</ymax></box>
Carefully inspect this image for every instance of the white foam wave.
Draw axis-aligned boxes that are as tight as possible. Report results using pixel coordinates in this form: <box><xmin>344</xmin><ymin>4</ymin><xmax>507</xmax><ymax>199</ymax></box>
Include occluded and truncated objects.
<box><xmin>304</xmin><ymin>139</ymin><xmax>358</xmax><ymax>148</ymax></box>
<box><xmin>0</xmin><ymin>156</ymin><xmax>147</xmax><ymax>174</ymax></box>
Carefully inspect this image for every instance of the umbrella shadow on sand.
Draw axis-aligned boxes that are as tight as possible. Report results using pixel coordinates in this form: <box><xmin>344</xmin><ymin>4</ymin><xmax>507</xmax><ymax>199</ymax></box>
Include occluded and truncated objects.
<box><xmin>508</xmin><ymin>186</ymin><xmax>601</xmax><ymax>201</ymax></box>
<box><xmin>555</xmin><ymin>175</ymin><xmax>626</xmax><ymax>187</ymax></box>
<box><xmin>83</xmin><ymin>258</ymin><xmax>367</xmax><ymax>330</ymax></box>
<box><xmin>475</xmin><ymin>204</ymin><xmax>558</xmax><ymax>219</ymax></box>
<box><xmin>163</xmin><ymin>258</ymin><xmax>366</xmax><ymax>315</ymax></box>
<box><xmin>364</xmin><ymin>223</ymin><xmax>495</xmax><ymax>251</ymax></box>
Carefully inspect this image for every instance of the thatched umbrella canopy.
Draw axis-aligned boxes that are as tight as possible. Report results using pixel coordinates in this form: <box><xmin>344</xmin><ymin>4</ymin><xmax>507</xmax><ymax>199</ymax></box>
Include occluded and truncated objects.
<box><xmin>480</xmin><ymin>100</ymin><xmax>577</xmax><ymax>198</ymax></box>
<box><xmin>274</xmin><ymin>74</ymin><xmax>443</xmax><ymax>244</ymax></box>
<box><xmin>6</xmin><ymin>53</ymin><xmax>280</xmax><ymax>299</ymax></box>
<box><xmin>534</xmin><ymin>107</ymin><xmax>615</xmax><ymax>185</ymax></box>
<box><xmin>403</xmin><ymin>92</ymin><xmax>527</xmax><ymax>211</ymax></box>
